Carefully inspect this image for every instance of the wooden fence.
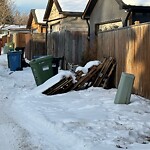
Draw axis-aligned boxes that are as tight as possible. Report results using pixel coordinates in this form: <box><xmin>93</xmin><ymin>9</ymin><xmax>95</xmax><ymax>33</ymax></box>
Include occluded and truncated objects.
<box><xmin>25</xmin><ymin>33</ymin><xmax>46</xmax><ymax>60</ymax></box>
<box><xmin>13</xmin><ymin>33</ymin><xmax>29</xmax><ymax>48</ymax></box>
<box><xmin>97</xmin><ymin>23</ymin><xmax>150</xmax><ymax>99</ymax></box>
<box><xmin>47</xmin><ymin>30</ymin><xmax>89</xmax><ymax>65</ymax></box>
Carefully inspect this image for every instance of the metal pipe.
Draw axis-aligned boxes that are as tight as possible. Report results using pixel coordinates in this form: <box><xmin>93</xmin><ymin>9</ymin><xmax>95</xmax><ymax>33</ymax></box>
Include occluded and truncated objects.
<box><xmin>86</xmin><ymin>19</ymin><xmax>90</xmax><ymax>40</ymax></box>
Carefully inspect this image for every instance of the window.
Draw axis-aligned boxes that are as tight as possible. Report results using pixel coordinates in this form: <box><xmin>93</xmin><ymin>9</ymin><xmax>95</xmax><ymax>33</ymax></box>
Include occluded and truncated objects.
<box><xmin>132</xmin><ymin>12</ymin><xmax>150</xmax><ymax>24</ymax></box>
<box><xmin>95</xmin><ymin>19</ymin><xmax>123</xmax><ymax>33</ymax></box>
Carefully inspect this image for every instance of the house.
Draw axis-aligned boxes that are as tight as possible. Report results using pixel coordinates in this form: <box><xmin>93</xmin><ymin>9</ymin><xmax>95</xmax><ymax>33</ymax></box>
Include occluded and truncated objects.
<box><xmin>0</xmin><ymin>25</ymin><xmax>29</xmax><ymax>35</ymax></box>
<box><xmin>42</xmin><ymin>0</ymin><xmax>90</xmax><ymax>65</ymax></box>
<box><xmin>27</xmin><ymin>9</ymin><xmax>46</xmax><ymax>33</ymax></box>
<box><xmin>82</xmin><ymin>0</ymin><xmax>150</xmax><ymax>99</ymax></box>
<box><xmin>0</xmin><ymin>25</ymin><xmax>30</xmax><ymax>47</ymax></box>
<box><xmin>83</xmin><ymin>0</ymin><xmax>150</xmax><ymax>34</ymax></box>
<box><xmin>43</xmin><ymin>0</ymin><xmax>88</xmax><ymax>32</ymax></box>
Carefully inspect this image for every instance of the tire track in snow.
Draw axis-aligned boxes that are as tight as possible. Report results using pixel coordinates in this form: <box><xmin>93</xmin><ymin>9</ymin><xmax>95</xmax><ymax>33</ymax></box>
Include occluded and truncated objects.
<box><xmin>0</xmin><ymin>72</ymin><xmax>40</xmax><ymax>150</ymax></box>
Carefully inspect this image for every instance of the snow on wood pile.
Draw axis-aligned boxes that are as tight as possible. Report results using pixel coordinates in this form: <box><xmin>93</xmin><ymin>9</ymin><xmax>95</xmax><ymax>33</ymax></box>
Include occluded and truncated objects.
<box><xmin>42</xmin><ymin>57</ymin><xmax>116</xmax><ymax>95</ymax></box>
<box><xmin>42</xmin><ymin>76</ymin><xmax>74</xmax><ymax>95</ymax></box>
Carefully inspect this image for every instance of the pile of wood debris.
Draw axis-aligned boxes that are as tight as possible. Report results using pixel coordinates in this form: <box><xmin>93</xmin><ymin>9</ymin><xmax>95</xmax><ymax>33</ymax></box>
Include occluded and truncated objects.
<box><xmin>42</xmin><ymin>57</ymin><xmax>116</xmax><ymax>95</ymax></box>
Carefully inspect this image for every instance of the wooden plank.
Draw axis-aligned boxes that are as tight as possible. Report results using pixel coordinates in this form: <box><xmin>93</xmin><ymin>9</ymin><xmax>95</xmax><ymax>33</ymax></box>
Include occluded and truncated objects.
<box><xmin>114</xmin><ymin>29</ymin><xmax>119</xmax><ymax>86</ymax></box>
<box><xmin>97</xmin><ymin>33</ymin><xmax>103</xmax><ymax>59</ymax></box>
<box><xmin>138</xmin><ymin>25</ymin><xmax>144</xmax><ymax>96</ymax></box>
<box><xmin>50</xmin><ymin>77</ymin><xmax>73</xmax><ymax>95</ymax></box>
<box><xmin>93</xmin><ymin>57</ymin><xmax>114</xmax><ymax>87</ymax></box>
<box><xmin>72</xmin><ymin>66</ymin><xmax>98</xmax><ymax>90</ymax></box>
<box><xmin>42</xmin><ymin>77</ymin><xmax>68</xmax><ymax>95</ymax></box>
<box><xmin>141</xmin><ymin>24</ymin><xmax>149</xmax><ymax>97</ymax></box>
<box><xmin>133</xmin><ymin>25</ymin><xmax>140</xmax><ymax>93</ymax></box>
<box><xmin>75</xmin><ymin>70</ymin><xmax>84</xmax><ymax>81</ymax></box>
<box><xmin>103</xmin><ymin>62</ymin><xmax>116</xmax><ymax>88</ymax></box>
<box><xmin>147</xmin><ymin>24</ymin><xmax>150</xmax><ymax>98</ymax></box>
<box><xmin>72</xmin><ymin>62</ymin><xmax>104</xmax><ymax>90</ymax></box>
<box><xmin>109</xmin><ymin>31</ymin><xmax>115</xmax><ymax>57</ymax></box>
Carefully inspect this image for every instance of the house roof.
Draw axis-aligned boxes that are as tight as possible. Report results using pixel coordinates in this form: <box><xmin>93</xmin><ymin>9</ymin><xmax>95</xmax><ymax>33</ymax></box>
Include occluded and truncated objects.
<box><xmin>0</xmin><ymin>34</ymin><xmax>7</xmax><ymax>38</ymax></box>
<box><xmin>122</xmin><ymin>0</ymin><xmax>150</xmax><ymax>6</ymax></box>
<box><xmin>27</xmin><ymin>9</ymin><xmax>46</xmax><ymax>29</ymax></box>
<box><xmin>82</xmin><ymin>0</ymin><xmax>98</xmax><ymax>19</ymax></box>
<box><xmin>0</xmin><ymin>25</ymin><xmax>27</xmax><ymax>30</ymax></box>
<box><xmin>116</xmin><ymin>0</ymin><xmax>150</xmax><ymax>11</ymax></box>
<box><xmin>44</xmin><ymin>0</ymin><xmax>89</xmax><ymax>21</ymax></box>
<box><xmin>0</xmin><ymin>25</ymin><xmax>30</xmax><ymax>33</ymax></box>
<box><xmin>83</xmin><ymin>0</ymin><xmax>150</xmax><ymax>19</ymax></box>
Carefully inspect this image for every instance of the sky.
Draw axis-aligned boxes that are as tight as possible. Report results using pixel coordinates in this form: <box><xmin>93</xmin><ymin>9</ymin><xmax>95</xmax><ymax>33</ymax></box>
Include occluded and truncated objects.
<box><xmin>57</xmin><ymin>0</ymin><xmax>89</xmax><ymax>12</ymax></box>
<box><xmin>14</xmin><ymin>0</ymin><xmax>150</xmax><ymax>14</ymax></box>
<box><xmin>14</xmin><ymin>0</ymin><xmax>89</xmax><ymax>14</ymax></box>
<box><xmin>1</xmin><ymin>52</ymin><xmax>150</xmax><ymax>149</ymax></box>
<box><xmin>14</xmin><ymin>0</ymin><xmax>48</xmax><ymax>13</ymax></box>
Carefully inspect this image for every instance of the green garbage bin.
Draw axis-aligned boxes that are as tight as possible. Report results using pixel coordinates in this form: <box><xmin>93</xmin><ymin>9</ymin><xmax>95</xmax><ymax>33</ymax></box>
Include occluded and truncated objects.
<box><xmin>29</xmin><ymin>55</ymin><xmax>53</xmax><ymax>86</ymax></box>
<box><xmin>114</xmin><ymin>72</ymin><xmax>135</xmax><ymax>104</ymax></box>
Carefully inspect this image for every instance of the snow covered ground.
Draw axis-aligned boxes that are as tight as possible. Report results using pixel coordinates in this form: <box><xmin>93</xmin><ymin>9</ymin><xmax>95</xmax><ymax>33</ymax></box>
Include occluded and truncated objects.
<box><xmin>1</xmin><ymin>54</ymin><xmax>150</xmax><ymax>150</ymax></box>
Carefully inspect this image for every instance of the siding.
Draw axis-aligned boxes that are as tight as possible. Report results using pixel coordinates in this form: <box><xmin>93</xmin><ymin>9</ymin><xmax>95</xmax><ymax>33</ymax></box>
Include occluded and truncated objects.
<box><xmin>48</xmin><ymin>3</ymin><xmax>88</xmax><ymax>32</ymax></box>
<box><xmin>90</xmin><ymin>0</ymin><xmax>128</xmax><ymax>37</ymax></box>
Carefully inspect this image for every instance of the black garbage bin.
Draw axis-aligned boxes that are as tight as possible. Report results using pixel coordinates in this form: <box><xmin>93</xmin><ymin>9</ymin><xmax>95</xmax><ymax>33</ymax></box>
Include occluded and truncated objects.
<box><xmin>15</xmin><ymin>47</ymin><xmax>25</xmax><ymax>57</ymax></box>
<box><xmin>52</xmin><ymin>57</ymin><xmax>63</xmax><ymax>75</ymax></box>
<box><xmin>15</xmin><ymin>47</ymin><xmax>29</xmax><ymax>67</ymax></box>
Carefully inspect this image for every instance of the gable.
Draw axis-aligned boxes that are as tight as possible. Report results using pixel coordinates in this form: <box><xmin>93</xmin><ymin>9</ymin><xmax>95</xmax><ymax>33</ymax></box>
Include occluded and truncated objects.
<box><xmin>44</xmin><ymin>0</ymin><xmax>88</xmax><ymax>21</ymax></box>
<box><xmin>31</xmin><ymin>19</ymin><xmax>38</xmax><ymax>30</ymax></box>
<box><xmin>48</xmin><ymin>3</ymin><xmax>61</xmax><ymax>25</ymax></box>
<box><xmin>27</xmin><ymin>9</ymin><xmax>35</xmax><ymax>29</ymax></box>
<box><xmin>27</xmin><ymin>9</ymin><xmax>46</xmax><ymax>30</ymax></box>
<box><xmin>90</xmin><ymin>0</ymin><xmax>128</xmax><ymax>23</ymax></box>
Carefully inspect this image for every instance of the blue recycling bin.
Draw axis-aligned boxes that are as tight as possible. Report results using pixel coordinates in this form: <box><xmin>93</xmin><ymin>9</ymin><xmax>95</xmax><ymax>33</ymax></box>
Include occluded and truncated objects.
<box><xmin>7</xmin><ymin>51</ymin><xmax>22</xmax><ymax>71</ymax></box>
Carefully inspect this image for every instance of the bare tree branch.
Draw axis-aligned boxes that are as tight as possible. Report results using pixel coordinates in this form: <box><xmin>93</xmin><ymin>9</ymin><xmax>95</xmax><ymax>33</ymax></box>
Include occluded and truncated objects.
<box><xmin>13</xmin><ymin>11</ymin><xmax>29</xmax><ymax>25</ymax></box>
<box><xmin>0</xmin><ymin>0</ymin><xmax>15</xmax><ymax>27</ymax></box>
